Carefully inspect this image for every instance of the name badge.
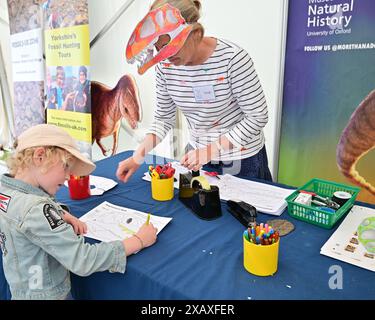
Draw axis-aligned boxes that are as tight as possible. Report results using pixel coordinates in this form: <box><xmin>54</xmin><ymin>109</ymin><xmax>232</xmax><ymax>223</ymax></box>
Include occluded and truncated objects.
<box><xmin>193</xmin><ymin>85</ymin><xmax>216</xmax><ymax>103</ymax></box>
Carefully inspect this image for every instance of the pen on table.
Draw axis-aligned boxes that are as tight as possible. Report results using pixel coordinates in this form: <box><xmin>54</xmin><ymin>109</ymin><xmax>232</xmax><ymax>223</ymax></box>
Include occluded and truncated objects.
<box><xmin>146</xmin><ymin>213</ymin><xmax>150</xmax><ymax>225</ymax></box>
<box><xmin>204</xmin><ymin>171</ymin><xmax>220</xmax><ymax>180</ymax></box>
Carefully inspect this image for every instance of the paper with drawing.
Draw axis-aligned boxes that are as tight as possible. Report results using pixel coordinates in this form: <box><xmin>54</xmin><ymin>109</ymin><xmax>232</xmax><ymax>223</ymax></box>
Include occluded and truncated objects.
<box><xmin>320</xmin><ymin>205</ymin><xmax>375</xmax><ymax>272</ymax></box>
<box><xmin>80</xmin><ymin>201</ymin><xmax>172</xmax><ymax>242</ymax></box>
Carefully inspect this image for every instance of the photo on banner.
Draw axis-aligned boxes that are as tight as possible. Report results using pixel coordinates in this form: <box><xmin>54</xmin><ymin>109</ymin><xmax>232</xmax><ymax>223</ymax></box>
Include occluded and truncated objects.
<box><xmin>43</xmin><ymin>0</ymin><xmax>92</xmax><ymax>159</ymax></box>
<box><xmin>7</xmin><ymin>0</ymin><xmax>45</xmax><ymax>136</ymax></box>
<box><xmin>278</xmin><ymin>0</ymin><xmax>375</xmax><ymax>203</ymax></box>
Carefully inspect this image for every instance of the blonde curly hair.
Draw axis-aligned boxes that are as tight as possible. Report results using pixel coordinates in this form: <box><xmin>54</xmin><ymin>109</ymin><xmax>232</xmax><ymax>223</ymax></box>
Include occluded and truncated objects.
<box><xmin>7</xmin><ymin>146</ymin><xmax>73</xmax><ymax>176</ymax></box>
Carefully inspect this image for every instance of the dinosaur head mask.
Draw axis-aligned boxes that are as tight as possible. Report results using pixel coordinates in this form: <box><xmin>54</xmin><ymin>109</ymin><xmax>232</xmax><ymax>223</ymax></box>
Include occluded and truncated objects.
<box><xmin>126</xmin><ymin>3</ymin><xmax>193</xmax><ymax>75</ymax></box>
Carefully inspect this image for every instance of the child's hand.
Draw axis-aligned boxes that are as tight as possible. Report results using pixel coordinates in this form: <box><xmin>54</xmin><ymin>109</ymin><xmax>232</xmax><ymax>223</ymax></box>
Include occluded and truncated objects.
<box><xmin>122</xmin><ymin>223</ymin><xmax>157</xmax><ymax>255</ymax></box>
<box><xmin>63</xmin><ymin>211</ymin><xmax>87</xmax><ymax>235</ymax></box>
<box><xmin>136</xmin><ymin>222</ymin><xmax>158</xmax><ymax>248</ymax></box>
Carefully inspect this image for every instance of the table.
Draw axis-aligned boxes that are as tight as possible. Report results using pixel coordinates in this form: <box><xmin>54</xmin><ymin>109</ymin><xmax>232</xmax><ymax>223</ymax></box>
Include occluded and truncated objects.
<box><xmin>1</xmin><ymin>151</ymin><xmax>375</xmax><ymax>300</ymax></box>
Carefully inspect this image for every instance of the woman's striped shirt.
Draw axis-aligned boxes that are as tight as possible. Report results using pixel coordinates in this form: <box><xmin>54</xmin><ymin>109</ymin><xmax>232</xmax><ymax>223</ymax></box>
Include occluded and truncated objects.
<box><xmin>147</xmin><ymin>38</ymin><xmax>268</xmax><ymax>161</ymax></box>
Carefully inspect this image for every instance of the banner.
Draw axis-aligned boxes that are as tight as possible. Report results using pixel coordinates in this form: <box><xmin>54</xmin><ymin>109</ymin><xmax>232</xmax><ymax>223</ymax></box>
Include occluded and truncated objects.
<box><xmin>7</xmin><ymin>0</ymin><xmax>45</xmax><ymax>136</ymax></box>
<box><xmin>279</xmin><ymin>0</ymin><xmax>375</xmax><ymax>203</ymax></box>
<box><xmin>43</xmin><ymin>0</ymin><xmax>92</xmax><ymax>159</ymax></box>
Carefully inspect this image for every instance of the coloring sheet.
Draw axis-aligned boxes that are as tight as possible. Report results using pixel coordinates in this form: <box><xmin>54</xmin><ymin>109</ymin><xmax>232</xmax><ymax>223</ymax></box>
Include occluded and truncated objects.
<box><xmin>80</xmin><ymin>201</ymin><xmax>172</xmax><ymax>242</ymax></box>
<box><xmin>320</xmin><ymin>205</ymin><xmax>375</xmax><ymax>272</ymax></box>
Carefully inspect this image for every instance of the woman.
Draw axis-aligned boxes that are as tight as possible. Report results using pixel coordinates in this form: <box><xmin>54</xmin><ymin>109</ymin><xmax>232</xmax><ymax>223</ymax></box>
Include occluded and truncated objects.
<box><xmin>117</xmin><ymin>0</ymin><xmax>272</xmax><ymax>182</ymax></box>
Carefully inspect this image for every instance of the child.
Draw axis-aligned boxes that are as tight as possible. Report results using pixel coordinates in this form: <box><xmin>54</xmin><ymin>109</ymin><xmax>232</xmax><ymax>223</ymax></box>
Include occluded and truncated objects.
<box><xmin>0</xmin><ymin>124</ymin><xmax>157</xmax><ymax>300</ymax></box>
<box><xmin>73</xmin><ymin>66</ymin><xmax>90</xmax><ymax>113</ymax></box>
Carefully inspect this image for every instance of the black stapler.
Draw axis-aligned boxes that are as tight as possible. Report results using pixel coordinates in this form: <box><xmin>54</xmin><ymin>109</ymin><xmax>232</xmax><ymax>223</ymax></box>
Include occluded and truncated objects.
<box><xmin>227</xmin><ymin>200</ymin><xmax>257</xmax><ymax>227</ymax></box>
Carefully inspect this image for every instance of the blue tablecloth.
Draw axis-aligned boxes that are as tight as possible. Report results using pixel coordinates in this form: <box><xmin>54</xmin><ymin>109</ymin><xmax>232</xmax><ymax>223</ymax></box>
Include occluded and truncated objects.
<box><xmin>1</xmin><ymin>151</ymin><xmax>375</xmax><ymax>300</ymax></box>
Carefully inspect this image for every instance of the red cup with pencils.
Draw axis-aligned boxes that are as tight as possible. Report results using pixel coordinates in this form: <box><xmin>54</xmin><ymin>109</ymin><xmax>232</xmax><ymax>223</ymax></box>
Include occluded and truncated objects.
<box><xmin>68</xmin><ymin>175</ymin><xmax>91</xmax><ymax>200</ymax></box>
<box><xmin>243</xmin><ymin>223</ymin><xmax>280</xmax><ymax>276</ymax></box>
<box><xmin>150</xmin><ymin>164</ymin><xmax>175</xmax><ymax>201</ymax></box>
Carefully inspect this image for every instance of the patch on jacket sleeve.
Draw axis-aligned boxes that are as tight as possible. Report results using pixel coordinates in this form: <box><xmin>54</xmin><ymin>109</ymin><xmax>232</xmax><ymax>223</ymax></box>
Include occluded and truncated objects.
<box><xmin>0</xmin><ymin>193</ymin><xmax>11</xmax><ymax>213</ymax></box>
<box><xmin>0</xmin><ymin>231</ymin><xmax>7</xmax><ymax>256</ymax></box>
<box><xmin>43</xmin><ymin>204</ymin><xmax>65</xmax><ymax>230</ymax></box>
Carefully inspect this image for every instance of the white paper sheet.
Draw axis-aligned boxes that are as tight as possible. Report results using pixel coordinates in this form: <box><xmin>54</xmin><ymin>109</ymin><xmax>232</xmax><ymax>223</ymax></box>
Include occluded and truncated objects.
<box><xmin>213</xmin><ymin>174</ymin><xmax>295</xmax><ymax>215</ymax></box>
<box><xmin>320</xmin><ymin>205</ymin><xmax>375</xmax><ymax>272</ymax></box>
<box><xmin>88</xmin><ymin>175</ymin><xmax>118</xmax><ymax>195</ymax></box>
<box><xmin>79</xmin><ymin>201</ymin><xmax>172</xmax><ymax>243</ymax></box>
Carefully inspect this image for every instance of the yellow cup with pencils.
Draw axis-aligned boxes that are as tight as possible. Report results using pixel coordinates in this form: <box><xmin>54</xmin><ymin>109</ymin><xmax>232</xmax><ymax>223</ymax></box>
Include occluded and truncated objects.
<box><xmin>243</xmin><ymin>229</ymin><xmax>280</xmax><ymax>276</ymax></box>
<box><xmin>150</xmin><ymin>164</ymin><xmax>175</xmax><ymax>201</ymax></box>
<box><xmin>151</xmin><ymin>176</ymin><xmax>174</xmax><ymax>201</ymax></box>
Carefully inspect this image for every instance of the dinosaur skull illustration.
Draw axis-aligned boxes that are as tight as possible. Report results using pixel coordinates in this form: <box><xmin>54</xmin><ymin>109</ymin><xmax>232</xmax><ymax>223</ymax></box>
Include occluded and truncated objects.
<box><xmin>126</xmin><ymin>3</ymin><xmax>193</xmax><ymax>75</ymax></box>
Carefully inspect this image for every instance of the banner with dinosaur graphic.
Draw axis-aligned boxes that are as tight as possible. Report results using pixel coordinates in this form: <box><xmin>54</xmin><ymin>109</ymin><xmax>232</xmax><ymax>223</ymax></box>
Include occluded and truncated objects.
<box><xmin>43</xmin><ymin>0</ymin><xmax>92</xmax><ymax>159</ymax></box>
<box><xmin>7</xmin><ymin>0</ymin><xmax>45</xmax><ymax>136</ymax></box>
<box><xmin>278</xmin><ymin>0</ymin><xmax>375</xmax><ymax>203</ymax></box>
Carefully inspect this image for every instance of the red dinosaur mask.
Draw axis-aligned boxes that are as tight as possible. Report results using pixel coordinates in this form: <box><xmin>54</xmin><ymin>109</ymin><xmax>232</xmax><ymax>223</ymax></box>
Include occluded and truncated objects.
<box><xmin>126</xmin><ymin>3</ymin><xmax>193</xmax><ymax>75</ymax></box>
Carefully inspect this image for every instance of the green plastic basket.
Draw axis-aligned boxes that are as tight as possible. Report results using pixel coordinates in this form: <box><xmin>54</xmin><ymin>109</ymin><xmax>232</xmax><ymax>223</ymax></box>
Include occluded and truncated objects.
<box><xmin>285</xmin><ymin>178</ymin><xmax>360</xmax><ymax>229</ymax></box>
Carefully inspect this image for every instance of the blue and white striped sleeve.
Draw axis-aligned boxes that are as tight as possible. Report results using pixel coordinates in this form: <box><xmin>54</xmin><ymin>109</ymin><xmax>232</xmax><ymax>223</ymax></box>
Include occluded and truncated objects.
<box><xmin>224</xmin><ymin>49</ymin><xmax>268</xmax><ymax>148</ymax></box>
<box><xmin>147</xmin><ymin>64</ymin><xmax>177</xmax><ymax>141</ymax></box>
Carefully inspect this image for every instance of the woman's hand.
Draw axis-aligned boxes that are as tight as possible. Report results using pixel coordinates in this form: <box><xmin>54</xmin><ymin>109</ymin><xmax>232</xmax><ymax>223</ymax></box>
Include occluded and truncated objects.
<box><xmin>63</xmin><ymin>211</ymin><xmax>87</xmax><ymax>235</ymax></box>
<box><xmin>116</xmin><ymin>156</ymin><xmax>141</xmax><ymax>182</ymax></box>
<box><xmin>180</xmin><ymin>145</ymin><xmax>218</xmax><ymax>171</ymax></box>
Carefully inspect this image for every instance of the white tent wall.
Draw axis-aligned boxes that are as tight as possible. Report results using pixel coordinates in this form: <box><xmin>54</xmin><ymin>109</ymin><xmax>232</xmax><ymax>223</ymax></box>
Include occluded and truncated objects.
<box><xmin>88</xmin><ymin>0</ymin><xmax>163</xmax><ymax>160</ymax></box>
<box><xmin>89</xmin><ymin>0</ymin><xmax>288</xmax><ymax>178</ymax></box>
<box><xmin>0</xmin><ymin>0</ymin><xmax>12</xmax><ymax>148</ymax></box>
<box><xmin>0</xmin><ymin>0</ymin><xmax>10</xmax><ymax>87</ymax></box>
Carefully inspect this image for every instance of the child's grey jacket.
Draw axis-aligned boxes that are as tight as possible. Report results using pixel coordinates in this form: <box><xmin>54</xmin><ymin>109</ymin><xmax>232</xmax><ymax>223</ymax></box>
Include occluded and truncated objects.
<box><xmin>0</xmin><ymin>174</ymin><xmax>126</xmax><ymax>300</ymax></box>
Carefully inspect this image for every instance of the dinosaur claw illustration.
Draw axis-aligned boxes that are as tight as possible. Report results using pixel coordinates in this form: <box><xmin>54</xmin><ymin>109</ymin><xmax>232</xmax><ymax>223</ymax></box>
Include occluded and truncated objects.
<box><xmin>336</xmin><ymin>90</ymin><xmax>375</xmax><ymax>196</ymax></box>
<box><xmin>130</xmin><ymin>120</ymin><xmax>137</xmax><ymax>129</ymax></box>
